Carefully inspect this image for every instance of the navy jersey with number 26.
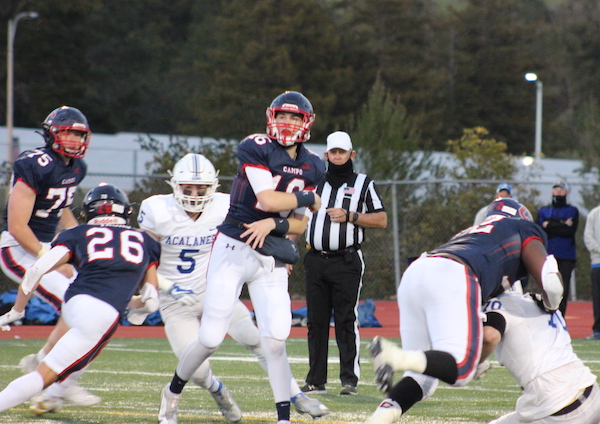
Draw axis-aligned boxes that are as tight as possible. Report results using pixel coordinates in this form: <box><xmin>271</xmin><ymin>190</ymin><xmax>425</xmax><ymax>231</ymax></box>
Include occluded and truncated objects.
<box><xmin>430</xmin><ymin>215</ymin><xmax>547</xmax><ymax>301</ymax></box>
<box><xmin>219</xmin><ymin>134</ymin><xmax>325</xmax><ymax>239</ymax></box>
<box><xmin>52</xmin><ymin>224</ymin><xmax>161</xmax><ymax>314</ymax></box>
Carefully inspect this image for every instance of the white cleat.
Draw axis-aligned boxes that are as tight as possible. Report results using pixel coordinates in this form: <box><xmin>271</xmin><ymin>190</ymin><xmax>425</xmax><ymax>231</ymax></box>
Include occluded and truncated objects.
<box><xmin>364</xmin><ymin>398</ymin><xmax>402</xmax><ymax>424</ymax></box>
<box><xmin>368</xmin><ymin>336</ymin><xmax>397</xmax><ymax>370</ymax></box>
<box><xmin>19</xmin><ymin>353</ymin><xmax>40</xmax><ymax>374</ymax></box>
<box><xmin>210</xmin><ymin>380</ymin><xmax>242</xmax><ymax>422</ymax></box>
<box><xmin>159</xmin><ymin>384</ymin><xmax>181</xmax><ymax>424</ymax></box>
<box><xmin>292</xmin><ymin>392</ymin><xmax>330</xmax><ymax>418</ymax></box>
<box><xmin>61</xmin><ymin>383</ymin><xmax>102</xmax><ymax>407</ymax></box>
<box><xmin>30</xmin><ymin>394</ymin><xmax>63</xmax><ymax>415</ymax></box>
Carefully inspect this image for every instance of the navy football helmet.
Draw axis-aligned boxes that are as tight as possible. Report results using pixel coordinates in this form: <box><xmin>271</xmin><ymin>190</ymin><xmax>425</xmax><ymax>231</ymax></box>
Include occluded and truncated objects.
<box><xmin>42</xmin><ymin>106</ymin><xmax>91</xmax><ymax>159</ymax></box>
<box><xmin>486</xmin><ymin>197</ymin><xmax>533</xmax><ymax>222</ymax></box>
<box><xmin>266</xmin><ymin>91</ymin><xmax>315</xmax><ymax>147</ymax></box>
<box><xmin>82</xmin><ymin>183</ymin><xmax>131</xmax><ymax>225</ymax></box>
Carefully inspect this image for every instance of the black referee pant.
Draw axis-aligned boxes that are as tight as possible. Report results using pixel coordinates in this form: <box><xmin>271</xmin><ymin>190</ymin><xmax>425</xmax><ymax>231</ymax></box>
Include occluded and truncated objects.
<box><xmin>304</xmin><ymin>247</ymin><xmax>364</xmax><ymax>387</ymax></box>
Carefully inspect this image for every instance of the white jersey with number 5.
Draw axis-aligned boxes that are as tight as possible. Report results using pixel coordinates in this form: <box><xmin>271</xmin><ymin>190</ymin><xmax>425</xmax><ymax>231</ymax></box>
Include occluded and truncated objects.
<box><xmin>137</xmin><ymin>192</ymin><xmax>229</xmax><ymax>293</ymax></box>
<box><xmin>484</xmin><ymin>293</ymin><xmax>598</xmax><ymax>421</ymax></box>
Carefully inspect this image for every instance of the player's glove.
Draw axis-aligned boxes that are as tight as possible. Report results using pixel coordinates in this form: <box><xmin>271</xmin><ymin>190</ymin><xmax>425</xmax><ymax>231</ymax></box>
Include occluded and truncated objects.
<box><xmin>532</xmin><ymin>293</ymin><xmax>555</xmax><ymax>314</ymax></box>
<box><xmin>474</xmin><ymin>359</ymin><xmax>492</xmax><ymax>381</ymax></box>
<box><xmin>168</xmin><ymin>284</ymin><xmax>199</xmax><ymax>306</ymax></box>
<box><xmin>126</xmin><ymin>283</ymin><xmax>159</xmax><ymax>325</ymax></box>
<box><xmin>0</xmin><ymin>308</ymin><xmax>25</xmax><ymax>328</ymax></box>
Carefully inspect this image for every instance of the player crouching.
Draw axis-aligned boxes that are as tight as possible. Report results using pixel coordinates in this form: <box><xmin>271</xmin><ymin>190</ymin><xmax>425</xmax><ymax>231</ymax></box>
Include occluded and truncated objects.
<box><xmin>0</xmin><ymin>183</ymin><xmax>161</xmax><ymax>417</ymax></box>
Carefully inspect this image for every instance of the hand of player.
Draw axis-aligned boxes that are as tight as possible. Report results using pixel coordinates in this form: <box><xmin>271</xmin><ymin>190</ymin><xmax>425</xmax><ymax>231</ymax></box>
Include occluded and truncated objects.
<box><xmin>474</xmin><ymin>359</ymin><xmax>492</xmax><ymax>380</ymax></box>
<box><xmin>308</xmin><ymin>192</ymin><xmax>322</xmax><ymax>213</ymax></box>
<box><xmin>240</xmin><ymin>218</ymin><xmax>274</xmax><ymax>249</ymax></box>
<box><xmin>0</xmin><ymin>308</ymin><xmax>25</xmax><ymax>327</ymax></box>
<box><xmin>168</xmin><ymin>284</ymin><xmax>199</xmax><ymax>306</ymax></box>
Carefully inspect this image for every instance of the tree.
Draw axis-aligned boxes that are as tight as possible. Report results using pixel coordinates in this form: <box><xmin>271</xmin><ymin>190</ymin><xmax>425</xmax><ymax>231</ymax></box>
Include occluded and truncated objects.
<box><xmin>349</xmin><ymin>76</ymin><xmax>427</xmax><ymax>181</ymax></box>
<box><xmin>127</xmin><ymin>135</ymin><xmax>238</xmax><ymax>207</ymax></box>
<box><xmin>181</xmin><ymin>0</ymin><xmax>358</xmax><ymax>141</ymax></box>
<box><xmin>445</xmin><ymin>0</ymin><xmax>552</xmax><ymax>153</ymax></box>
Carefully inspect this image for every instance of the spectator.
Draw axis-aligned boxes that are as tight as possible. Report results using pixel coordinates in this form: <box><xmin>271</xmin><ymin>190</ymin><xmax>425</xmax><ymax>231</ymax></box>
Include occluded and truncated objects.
<box><xmin>536</xmin><ymin>181</ymin><xmax>579</xmax><ymax>316</ymax></box>
<box><xmin>302</xmin><ymin>131</ymin><xmax>387</xmax><ymax>396</ymax></box>
<box><xmin>473</xmin><ymin>183</ymin><xmax>512</xmax><ymax>226</ymax></box>
<box><xmin>584</xmin><ymin>203</ymin><xmax>600</xmax><ymax>340</ymax></box>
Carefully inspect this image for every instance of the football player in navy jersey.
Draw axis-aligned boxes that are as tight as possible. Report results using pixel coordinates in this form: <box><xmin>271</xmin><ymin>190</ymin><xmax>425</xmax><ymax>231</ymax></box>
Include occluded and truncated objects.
<box><xmin>364</xmin><ymin>197</ymin><xmax>564</xmax><ymax>424</ymax></box>
<box><xmin>0</xmin><ymin>106</ymin><xmax>101</xmax><ymax>407</ymax></box>
<box><xmin>0</xmin><ymin>183</ymin><xmax>161</xmax><ymax>416</ymax></box>
<box><xmin>159</xmin><ymin>91</ymin><xmax>325</xmax><ymax>424</ymax></box>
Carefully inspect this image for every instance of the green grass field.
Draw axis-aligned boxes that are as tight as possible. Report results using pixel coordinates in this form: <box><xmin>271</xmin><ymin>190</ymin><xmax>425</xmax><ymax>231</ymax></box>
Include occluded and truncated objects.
<box><xmin>0</xmin><ymin>337</ymin><xmax>599</xmax><ymax>423</ymax></box>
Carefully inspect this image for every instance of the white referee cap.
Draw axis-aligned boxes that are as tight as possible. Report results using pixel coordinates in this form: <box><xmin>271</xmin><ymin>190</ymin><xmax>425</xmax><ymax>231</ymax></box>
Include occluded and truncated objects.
<box><xmin>326</xmin><ymin>131</ymin><xmax>353</xmax><ymax>151</ymax></box>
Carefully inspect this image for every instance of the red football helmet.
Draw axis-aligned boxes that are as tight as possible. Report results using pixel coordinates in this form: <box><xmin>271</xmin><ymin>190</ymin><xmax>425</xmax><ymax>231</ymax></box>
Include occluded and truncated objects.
<box><xmin>42</xmin><ymin>106</ymin><xmax>91</xmax><ymax>159</ymax></box>
<box><xmin>266</xmin><ymin>91</ymin><xmax>315</xmax><ymax>147</ymax></box>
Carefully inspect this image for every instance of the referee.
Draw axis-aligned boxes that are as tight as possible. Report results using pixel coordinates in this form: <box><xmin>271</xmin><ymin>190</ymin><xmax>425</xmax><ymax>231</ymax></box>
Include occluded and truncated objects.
<box><xmin>301</xmin><ymin>131</ymin><xmax>387</xmax><ymax>396</ymax></box>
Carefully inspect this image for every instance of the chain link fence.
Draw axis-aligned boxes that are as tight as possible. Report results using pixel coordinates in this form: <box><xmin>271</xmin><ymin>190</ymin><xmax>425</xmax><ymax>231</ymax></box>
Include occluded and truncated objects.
<box><xmin>0</xmin><ymin>175</ymin><xmax>595</xmax><ymax>302</ymax></box>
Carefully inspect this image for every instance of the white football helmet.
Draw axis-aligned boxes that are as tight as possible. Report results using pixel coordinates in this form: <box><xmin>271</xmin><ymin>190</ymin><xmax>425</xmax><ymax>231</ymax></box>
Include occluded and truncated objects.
<box><xmin>167</xmin><ymin>153</ymin><xmax>219</xmax><ymax>213</ymax></box>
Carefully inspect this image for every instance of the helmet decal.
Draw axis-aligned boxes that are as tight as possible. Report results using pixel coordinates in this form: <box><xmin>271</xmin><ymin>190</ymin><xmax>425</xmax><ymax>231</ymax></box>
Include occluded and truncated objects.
<box><xmin>82</xmin><ymin>183</ymin><xmax>131</xmax><ymax>225</ymax></box>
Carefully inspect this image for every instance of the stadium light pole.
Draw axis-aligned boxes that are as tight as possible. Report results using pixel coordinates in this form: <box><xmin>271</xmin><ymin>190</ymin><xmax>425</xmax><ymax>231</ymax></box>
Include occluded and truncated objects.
<box><xmin>7</xmin><ymin>11</ymin><xmax>39</xmax><ymax>164</ymax></box>
<box><xmin>525</xmin><ymin>73</ymin><xmax>543</xmax><ymax>162</ymax></box>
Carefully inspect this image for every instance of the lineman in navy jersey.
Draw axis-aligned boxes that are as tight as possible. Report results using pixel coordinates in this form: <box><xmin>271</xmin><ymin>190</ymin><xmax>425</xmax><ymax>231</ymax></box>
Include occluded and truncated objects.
<box><xmin>0</xmin><ymin>183</ymin><xmax>161</xmax><ymax>415</ymax></box>
<box><xmin>365</xmin><ymin>197</ymin><xmax>564</xmax><ymax>424</ymax></box>
<box><xmin>160</xmin><ymin>91</ymin><xmax>325</xmax><ymax>424</ymax></box>
<box><xmin>0</xmin><ymin>106</ymin><xmax>100</xmax><ymax>408</ymax></box>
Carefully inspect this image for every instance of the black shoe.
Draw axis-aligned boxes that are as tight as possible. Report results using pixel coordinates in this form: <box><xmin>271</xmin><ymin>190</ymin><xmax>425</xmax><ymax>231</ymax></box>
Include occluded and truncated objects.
<box><xmin>300</xmin><ymin>383</ymin><xmax>327</xmax><ymax>394</ymax></box>
<box><xmin>339</xmin><ymin>384</ymin><xmax>357</xmax><ymax>395</ymax></box>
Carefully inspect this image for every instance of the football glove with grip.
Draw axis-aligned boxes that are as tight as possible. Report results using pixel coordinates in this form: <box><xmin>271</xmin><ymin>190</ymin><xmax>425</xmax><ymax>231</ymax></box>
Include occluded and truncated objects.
<box><xmin>168</xmin><ymin>284</ymin><xmax>199</xmax><ymax>306</ymax></box>
<box><xmin>0</xmin><ymin>308</ymin><xmax>25</xmax><ymax>328</ymax></box>
<box><xmin>126</xmin><ymin>283</ymin><xmax>159</xmax><ymax>325</ymax></box>
<box><xmin>541</xmin><ymin>255</ymin><xmax>562</xmax><ymax>312</ymax></box>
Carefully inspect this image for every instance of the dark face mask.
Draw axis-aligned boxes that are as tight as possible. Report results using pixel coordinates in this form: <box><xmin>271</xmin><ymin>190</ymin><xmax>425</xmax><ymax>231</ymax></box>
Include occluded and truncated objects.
<box><xmin>326</xmin><ymin>159</ymin><xmax>354</xmax><ymax>189</ymax></box>
<box><xmin>552</xmin><ymin>195</ymin><xmax>567</xmax><ymax>207</ymax></box>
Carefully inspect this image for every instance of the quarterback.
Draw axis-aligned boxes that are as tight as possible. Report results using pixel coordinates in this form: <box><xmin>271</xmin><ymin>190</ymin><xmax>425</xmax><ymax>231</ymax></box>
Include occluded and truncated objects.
<box><xmin>159</xmin><ymin>91</ymin><xmax>325</xmax><ymax>424</ymax></box>
<box><xmin>143</xmin><ymin>153</ymin><xmax>328</xmax><ymax>423</ymax></box>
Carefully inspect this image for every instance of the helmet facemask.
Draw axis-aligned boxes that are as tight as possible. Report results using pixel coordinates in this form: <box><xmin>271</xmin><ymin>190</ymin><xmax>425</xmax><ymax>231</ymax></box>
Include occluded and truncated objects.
<box><xmin>266</xmin><ymin>108</ymin><xmax>315</xmax><ymax>147</ymax></box>
<box><xmin>41</xmin><ymin>106</ymin><xmax>91</xmax><ymax>159</ymax></box>
<box><xmin>44</xmin><ymin>124</ymin><xmax>91</xmax><ymax>159</ymax></box>
<box><xmin>167</xmin><ymin>154</ymin><xmax>220</xmax><ymax>213</ymax></box>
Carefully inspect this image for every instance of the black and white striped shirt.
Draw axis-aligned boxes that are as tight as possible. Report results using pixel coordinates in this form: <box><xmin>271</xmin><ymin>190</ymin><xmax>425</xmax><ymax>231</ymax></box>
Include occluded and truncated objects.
<box><xmin>306</xmin><ymin>173</ymin><xmax>385</xmax><ymax>251</ymax></box>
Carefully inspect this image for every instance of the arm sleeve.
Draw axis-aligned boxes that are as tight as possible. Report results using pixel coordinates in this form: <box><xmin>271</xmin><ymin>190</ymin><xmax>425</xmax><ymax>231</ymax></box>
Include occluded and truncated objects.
<box><xmin>246</xmin><ymin>166</ymin><xmax>275</xmax><ymax>195</ymax></box>
<box><xmin>21</xmin><ymin>245</ymin><xmax>71</xmax><ymax>295</ymax></box>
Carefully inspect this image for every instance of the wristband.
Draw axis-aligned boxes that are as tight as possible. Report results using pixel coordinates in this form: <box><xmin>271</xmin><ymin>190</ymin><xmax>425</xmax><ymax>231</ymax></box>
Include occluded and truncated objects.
<box><xmin>294</xmin><ymin>191</ymin><xmax>315</xmax><ymax>208</ymax></box>
<box><xmin>272</xmin><ymin>218</ymin><xmax>290</xmax><ymax>236</ymax></box>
